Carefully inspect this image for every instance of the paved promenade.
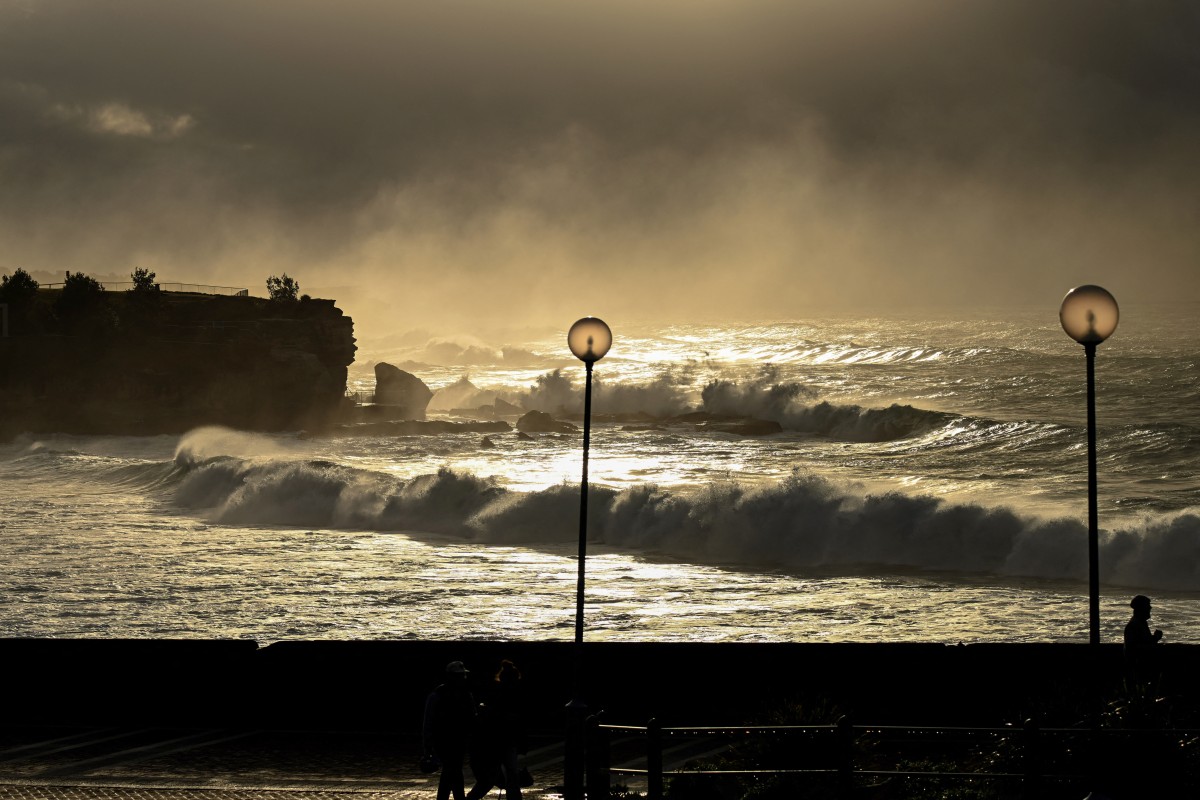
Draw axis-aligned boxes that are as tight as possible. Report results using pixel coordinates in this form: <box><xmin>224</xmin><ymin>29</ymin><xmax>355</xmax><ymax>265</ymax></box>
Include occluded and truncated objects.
<box><xmin>0</xmin><ymin>727</ymin><xmax>567</xmax><ymax>800</ymax></box>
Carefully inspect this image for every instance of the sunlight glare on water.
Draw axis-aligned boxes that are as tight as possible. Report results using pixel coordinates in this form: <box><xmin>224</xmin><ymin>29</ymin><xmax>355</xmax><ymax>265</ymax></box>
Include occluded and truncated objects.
<box><xmin>2</xmin><ymin>306</ymin><xmax>1199</xmax><ymax>643</ymax></box>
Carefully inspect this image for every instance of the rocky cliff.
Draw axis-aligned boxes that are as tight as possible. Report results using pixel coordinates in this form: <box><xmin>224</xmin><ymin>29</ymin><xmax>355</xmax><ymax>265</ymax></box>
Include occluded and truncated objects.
<box><xmin>0</xmin><ymin>291</ymin><xmax>356</xmax><ymax>438</ymax></box>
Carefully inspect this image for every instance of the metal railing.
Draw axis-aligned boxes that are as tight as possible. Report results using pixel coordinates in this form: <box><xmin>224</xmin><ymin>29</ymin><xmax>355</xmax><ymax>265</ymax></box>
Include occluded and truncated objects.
<box><xmin>585</xmin><ymin>716</ymin><xmax>1200</xmax><ymax>799</ymax></box>
<box><xmin>39</xmin><ymin>281</ymin><xmax>249</xmax><ymax>296</ymax></box>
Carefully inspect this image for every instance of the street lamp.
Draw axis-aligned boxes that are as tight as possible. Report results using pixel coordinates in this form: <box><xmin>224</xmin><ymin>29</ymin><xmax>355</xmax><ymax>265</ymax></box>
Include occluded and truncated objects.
<box><xmin>1059</xmin><ymin>285</ymin><xmax>1119</xmax><ymax>646</ymax></box>
<box><xmin>564</xmin><ymin>316</ymin><xmax>612</xmax><ymax>800</ymax></box>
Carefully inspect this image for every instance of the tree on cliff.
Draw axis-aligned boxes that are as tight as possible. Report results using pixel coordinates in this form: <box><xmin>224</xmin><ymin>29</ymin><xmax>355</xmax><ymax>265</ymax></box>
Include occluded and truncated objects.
<box><xmin>55</xmin><ymin>271</ymin><xmax>116</xmax><ymax>335</ymax></box>
<box><xmin>0</xmin><ymin>267</ymin><xmax>39</xmax><ymax>305</ymax></box>
<box><xmin>266</xmin><ymin>273</ymin><xmax>300</xmax><ymax>302</ymax></box>
<box><xmin>125</xmin><ymin>267</ymin><xmax>165</xmax><ymax>325</ymax></box>
<box><xmin>58</xmin><ymin>271</ymin><xmax>104</xmax><ymax>309</ymax></box>
<box><xmin>129</xmin><ymin>267</ymin><xmax>160</xmax><ymax>292</ymax></box>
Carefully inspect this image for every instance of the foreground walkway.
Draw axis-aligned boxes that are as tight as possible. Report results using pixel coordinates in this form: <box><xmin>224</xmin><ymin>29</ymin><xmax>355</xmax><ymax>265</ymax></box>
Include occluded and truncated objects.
<box><xmin>0</xmin><ymin>727</ymin><xmax>565</xmax><ymax>800</ymax></box>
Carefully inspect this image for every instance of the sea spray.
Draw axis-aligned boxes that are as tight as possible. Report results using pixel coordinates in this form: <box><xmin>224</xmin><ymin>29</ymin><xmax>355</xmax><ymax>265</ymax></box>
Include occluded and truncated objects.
<box><xmin>6</xmin><ymin>309</ymin><xmax>1199</xmax><ymax>641</ymax></box>
<box><xmin>512</xmin><ymin>364</ymin><xmax>956</xmax><ymax>442</ymax></box>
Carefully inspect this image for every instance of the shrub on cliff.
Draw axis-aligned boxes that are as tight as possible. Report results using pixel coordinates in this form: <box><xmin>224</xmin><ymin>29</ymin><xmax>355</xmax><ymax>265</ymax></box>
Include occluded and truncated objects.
<box><xmin>56</xmin><ymin>272</ymin><xmax>105</xmax><ymax>311</ymax></box>
<box><xmin>129</xmin><ymin>267</ymin><xmax>160</xmax><ymax>292</ymax></box>
<box><xmin>0</xmin><ymin>267</ymin><xmax>39</xmax><ymax>305</ymax></box>
<box><xmin>124</xmin><ymin>267</ymin><xmax>166</xmax><ymax>326</ymax></box>
<box><xmin>266</xmin><ymin>273</ymin><xmax>300</xmax><ymax>302</ymax></box>
<box><xmin>56</xmin><ymin>272</ymin><xmax>118</xmax><ymax>335</ymax></box>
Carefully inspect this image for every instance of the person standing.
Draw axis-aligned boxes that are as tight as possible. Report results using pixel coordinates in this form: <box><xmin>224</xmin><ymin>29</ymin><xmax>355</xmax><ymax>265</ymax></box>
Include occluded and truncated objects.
<box><xmin>423</xmin><ymin>661</ymin><xmax>476</xmax><ymax>800</ymax></box>
<box><xmin>1123</xmin><ymin>595</ymin><xmax>1163</xmax><ymax>688</ymax></box>
<box><xmin>467</xmin><ymin>659</ymin><xmax>526</xmax><ymax>800</ymax></box>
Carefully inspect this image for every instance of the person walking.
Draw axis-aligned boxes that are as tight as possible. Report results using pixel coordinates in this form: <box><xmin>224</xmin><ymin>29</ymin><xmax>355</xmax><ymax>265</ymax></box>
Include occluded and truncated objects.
<box><xmin>423</xmin><ymin>661</ymin><xmax>476</xmax><ymax>800</ymax></box>
<box><xmin>467</xmin><ymin>659</ymin><xmax>526</xmax><ymax>800</ymax></box>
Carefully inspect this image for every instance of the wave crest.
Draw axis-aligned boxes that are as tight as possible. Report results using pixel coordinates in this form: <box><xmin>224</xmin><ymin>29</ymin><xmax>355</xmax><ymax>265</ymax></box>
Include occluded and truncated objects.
<box><xmin>170</xmin><ymin>456</ymin><xmax>1200</xmax><ymax>590</ymax></box>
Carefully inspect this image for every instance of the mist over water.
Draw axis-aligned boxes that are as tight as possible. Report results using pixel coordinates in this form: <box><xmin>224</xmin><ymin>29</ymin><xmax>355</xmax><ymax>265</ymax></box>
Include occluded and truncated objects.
<box><xmin>1</xmin><ymin>306</ymin><xmax>1198</xmax><ymax>643</ymax></box>
<box><xmin>3</xmin><ymin>2</ymin><xmax>1199</xmax><ymax>326</ymax></box>
<box><xmin>4</xmin><ymin>1</ymin><xmax>1198</xmax><ymax>645</ymax></box>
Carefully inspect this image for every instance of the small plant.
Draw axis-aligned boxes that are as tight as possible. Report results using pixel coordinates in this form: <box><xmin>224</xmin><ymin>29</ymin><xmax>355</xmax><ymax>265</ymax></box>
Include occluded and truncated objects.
<box><xmin>266</xmin><ymin>273</ymin><xmax>300</xmax><ymax>302</ymax></box>
<box><xmin>129</xmin><ymin>267</ymin><xmax>159</xmax><ymax>292</ymax></box>
<box><xmin>0</xmin><ymin>267</ymin><xmax>40</xmax><ymax>305</ymax></box>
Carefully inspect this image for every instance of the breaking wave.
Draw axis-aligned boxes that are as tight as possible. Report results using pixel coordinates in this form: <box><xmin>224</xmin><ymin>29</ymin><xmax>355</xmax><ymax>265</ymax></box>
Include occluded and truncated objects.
<box><xmin>514</xmin><ymin>367</ymin><xmax>953</xmax><ymax>442</ymax></box>
<box><xmin>169</xmin><ymin>446</ymin><xmax>1200</xmax><ymax>591</ymax></box>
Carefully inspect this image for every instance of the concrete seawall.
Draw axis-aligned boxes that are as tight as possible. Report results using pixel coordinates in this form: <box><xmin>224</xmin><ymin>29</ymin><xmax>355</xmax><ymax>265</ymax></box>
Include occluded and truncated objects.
<box><xmin>6</xmin><ymin>639</ymin><xmax>1196</xmax><ymax>732</ymax></box>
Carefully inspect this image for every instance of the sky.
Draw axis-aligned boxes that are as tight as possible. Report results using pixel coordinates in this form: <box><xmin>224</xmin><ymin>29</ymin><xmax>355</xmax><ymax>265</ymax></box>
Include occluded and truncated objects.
<box><xmin>1</xmin><ymin>0</ymin><xmax>1198</xmax><ymax>335</ymax></box>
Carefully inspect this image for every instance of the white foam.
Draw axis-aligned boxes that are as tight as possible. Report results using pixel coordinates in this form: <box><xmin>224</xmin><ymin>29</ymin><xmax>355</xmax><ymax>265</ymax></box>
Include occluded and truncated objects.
<box><xmin>170</xmin><ymin>455</ymin><xmax>1200</xmax><ymax>591</ymax></box>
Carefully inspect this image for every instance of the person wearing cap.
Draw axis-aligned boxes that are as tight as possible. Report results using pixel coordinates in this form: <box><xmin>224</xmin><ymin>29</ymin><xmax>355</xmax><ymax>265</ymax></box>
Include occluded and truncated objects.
<box><xmin>422</xmin><ymin>661</ymin><xmax>476</xmax><ymax>800</ymax></box>
<box><xmin>1123</xmin><ymin>595</ymin><xmax>1163</xmax><ymax>688</ymax></box>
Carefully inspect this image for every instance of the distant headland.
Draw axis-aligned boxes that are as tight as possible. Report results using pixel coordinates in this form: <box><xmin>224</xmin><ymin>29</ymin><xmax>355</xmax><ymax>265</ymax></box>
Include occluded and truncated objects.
<box><xmin>0</xmin><ymin>269</ymin><xmax>356</xmax><ymax>439</ymax></box>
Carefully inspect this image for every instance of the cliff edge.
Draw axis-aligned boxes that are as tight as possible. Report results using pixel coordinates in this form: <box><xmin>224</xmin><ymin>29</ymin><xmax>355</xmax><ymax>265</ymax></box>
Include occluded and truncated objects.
<box><xmin>0</xmin><ymin>291</ymin><xmax>356</xmax><ymax>438</ymax></box>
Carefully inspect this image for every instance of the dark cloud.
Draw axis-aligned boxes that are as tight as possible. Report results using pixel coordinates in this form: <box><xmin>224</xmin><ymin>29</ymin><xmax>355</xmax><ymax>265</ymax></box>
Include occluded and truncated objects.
<box><xmin>1</xmin><ymin>0</ymin><xmax>1198</xmax><ymax>331</ymax></box>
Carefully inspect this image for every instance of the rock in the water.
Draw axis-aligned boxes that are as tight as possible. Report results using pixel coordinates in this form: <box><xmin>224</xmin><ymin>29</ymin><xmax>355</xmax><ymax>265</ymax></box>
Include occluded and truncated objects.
<box><xmin>696</xmin><ymin>418</ymin><xmax>783</xmax><ymax>436</ymax></box>
<box><xmin>516</xmin><ymin>410</ymin><xmax>578</xmax><ymax>434</ymax></box>
<box><xmin>494</xmin><ymin>397</ymin><xmax>522</xmax><ymax>416</ymax></box>
<box><xmin>373</xmin><ymin>363</ymin><xmax>433</xmax><ymax>420</ymax></box>
<box><xmin>342</xmin><ymin>419</ymin><xmax>509</xmax><ymax>436</ymax></box>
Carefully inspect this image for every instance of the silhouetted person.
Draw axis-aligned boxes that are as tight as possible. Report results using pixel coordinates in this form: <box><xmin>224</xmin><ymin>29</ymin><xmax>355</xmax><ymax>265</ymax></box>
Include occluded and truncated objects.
<box><xmin>467</xmin><ymin>659</ymin><xmax>526</xmax><ymax>800</ymax></box>
<box><xmin>1123</xmin><ymin>594</ymin><xmax>1163</xmax><ymax>688</ymax></box>
<box><xmin>423</xmin><ymin>661</ymin><xmax>476</xmax><ymax>800</ymax></box>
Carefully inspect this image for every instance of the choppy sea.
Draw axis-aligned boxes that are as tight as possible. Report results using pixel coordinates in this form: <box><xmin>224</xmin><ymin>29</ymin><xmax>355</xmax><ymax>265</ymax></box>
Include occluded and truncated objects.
<box><xmin>2</xmin><ymin>304</ymin><xmax>1197</xmax><ymax>644</ymax></box>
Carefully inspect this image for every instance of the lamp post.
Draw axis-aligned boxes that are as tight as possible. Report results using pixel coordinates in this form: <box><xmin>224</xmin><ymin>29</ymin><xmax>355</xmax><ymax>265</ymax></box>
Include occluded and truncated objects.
<box><xmin>564</xmin><ymin>316</ymin><xmax>612</xmax><ymax>800</ymax></box>
<box><xmin>1059</xmin><ymin>285</ymin><xmax>1119</xmax><ymax>646</ymax></box>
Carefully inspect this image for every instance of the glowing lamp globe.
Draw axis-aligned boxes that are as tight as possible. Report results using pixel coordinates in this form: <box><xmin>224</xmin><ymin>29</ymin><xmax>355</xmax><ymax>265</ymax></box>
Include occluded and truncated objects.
<box><xmin>568</xmin><ymin>317</ymin><xmax>612</xmax><ymax>363</ymax></box>
<box><xmin>1060</xmin><ymin>285</ymin><xmax>1119</xmax><ymax>346</ymax></box>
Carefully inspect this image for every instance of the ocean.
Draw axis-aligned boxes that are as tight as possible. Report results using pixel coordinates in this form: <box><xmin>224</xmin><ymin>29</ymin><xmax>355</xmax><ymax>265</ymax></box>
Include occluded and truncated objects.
<box><xmin>2</xmin><ymin>304</ymin><xmax>1198</xmax><ymax>644</ymax></box>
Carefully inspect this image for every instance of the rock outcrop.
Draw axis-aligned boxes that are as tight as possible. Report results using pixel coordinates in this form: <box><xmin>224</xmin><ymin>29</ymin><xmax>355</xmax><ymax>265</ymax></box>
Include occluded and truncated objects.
<box><xmin>0</xmin><ymin>291</ymin><xmax>356</xmax><ymax>438</ymax></box>
<box><xmin>694</xmin><ymin>418</ymin><xmax>783</xmax><ymax>436</ymax></box>
<box><xmin>372</xmin><ymin>363</ymin><xmax>433</xmax><ymax>420</ymax></box>
<box><xmin>516</xmin><ymin>410</ymin><xmax>578</xmax><ymax>434</ymax></box>
<box><xmin>338</xmin><ymin>419</ymin><xmax>509</xmax><ymax>436</ymax></box>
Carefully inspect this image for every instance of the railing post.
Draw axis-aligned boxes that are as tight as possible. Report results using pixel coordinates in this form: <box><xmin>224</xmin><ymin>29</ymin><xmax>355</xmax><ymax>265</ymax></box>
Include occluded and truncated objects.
<box><xmin>1022</xmin><ymin>717</ymin><xmax>1041</xmax><ymax>800</ymax></box>
<box><xmin>837</xmin><ymin>715</ymin><xmax>854</xmax><ymax>800</ymax></box>
<box><xmin>586</xmin><ymin>712</ymin><xmax>610</xmax><ymax>800</ymax></box>
<box><xmin>565</xmin><ymin>698</ymin><xmax>587</xmax><ymax>800</ymax></box>
<box><xmin>647</xmin><ymin>718</ymin><xmax>663</xmax><ymax>800</ymax></box>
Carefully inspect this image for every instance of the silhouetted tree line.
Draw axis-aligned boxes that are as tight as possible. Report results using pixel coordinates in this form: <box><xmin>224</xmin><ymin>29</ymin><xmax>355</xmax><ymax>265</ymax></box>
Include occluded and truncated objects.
<box><xmin>0</xmin><ymin>267</ymin><xmax>315</xmax><ymax>337</ymax></box>
<box><xmin>1</xmin><ymin>268</ymin><xmax>132</xmax><ymax>336</ymax></box>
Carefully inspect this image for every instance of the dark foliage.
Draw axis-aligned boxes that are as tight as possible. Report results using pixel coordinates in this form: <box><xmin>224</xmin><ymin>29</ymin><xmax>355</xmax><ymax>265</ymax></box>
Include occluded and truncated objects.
<box><xmin>660</xmin><ymin>684</ymin><xmax>1200</xmax><ymax>799</ymax></box>
<box><xmin>0</xmin><ymin>267</ymin><xmax>39</xmax><ymax>305</ymax></box>
<box><xmin>129</xmin><ymin>267</ymin><xmax>160</xmax><ymax>292</ymax></box>
<box><xmin>55</xmin><ymin>272</ymin><xmax>116</xmax><ymax>335</ymax></box>
<box><xmin>57</xmin><ymin>271</ymin><xmax>104</xmax><ymax>308</ymax></box>
<box><xmin>266</xmin><ymin>273</ymin><xmax>300</xmax><ymax>302</ymax></box>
